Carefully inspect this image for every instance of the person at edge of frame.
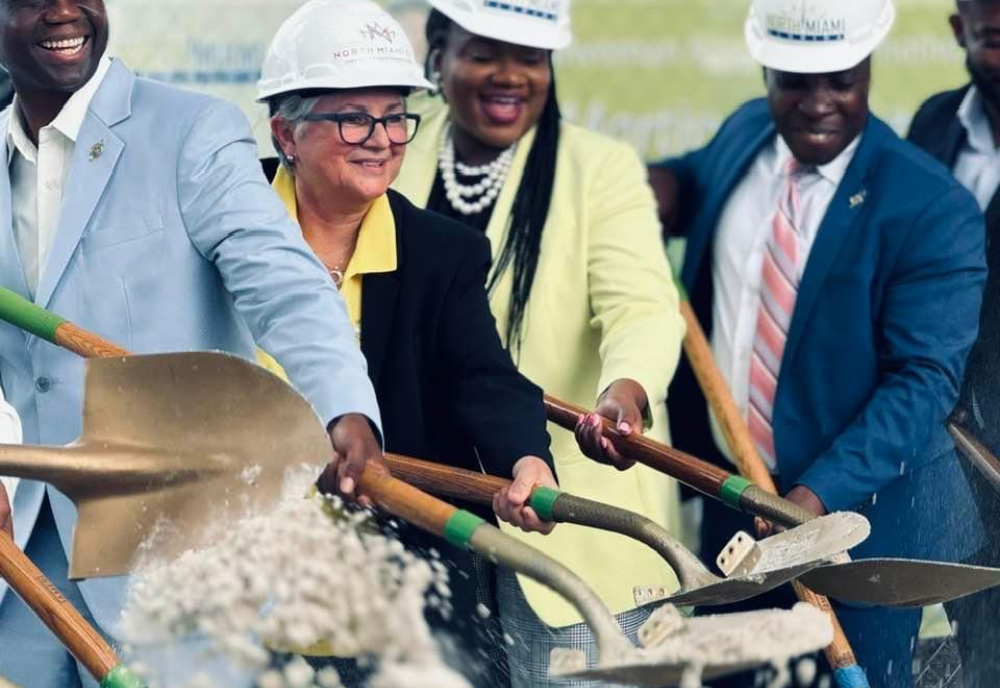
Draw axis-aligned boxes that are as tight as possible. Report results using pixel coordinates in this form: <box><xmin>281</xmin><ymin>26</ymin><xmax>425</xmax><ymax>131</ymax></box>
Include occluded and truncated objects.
<box><xmin>0</xmin><ymin>0</ymin><xmax>389</xmax><ymax>686</ymax></box>
<box><xmin>907</xmin><ymin>2</ymin><xmax>1000</xmax><ymax>686</ymax></box>
<box><xmin>647</xmin><ymin>0</ymin><xmax>988</xmax><ymax>686</ymax></box>
<box><xmin>392</xmin><ymin>0</ymin><xmax>690</xmax><ymax>686</ymax></box>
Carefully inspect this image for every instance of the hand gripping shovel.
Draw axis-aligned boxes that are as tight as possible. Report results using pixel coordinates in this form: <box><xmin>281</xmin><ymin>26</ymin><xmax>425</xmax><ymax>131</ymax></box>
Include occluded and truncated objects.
<box><xmin>544</xmin><ymin>392</ymin><xmax>1000</xmax><ymax>608</ymax></box>
<box><xmin>0</xmin><ymin>360</ymin><xmax>827</xmax><ymax>685</ymax></box>
<box><xmin>381</xmin><ymin>453</ymin><xmax>870</xmax><ymax>607</ymax></box>
<box><xmin>360</xmin><ymin>461</ymin><xmax>834</xmax><ymax>685</ymax></box>
<box><xmin>0</xmin><ymin>291</ymin><xmax>836</xmax><ymax>685</ymax></box>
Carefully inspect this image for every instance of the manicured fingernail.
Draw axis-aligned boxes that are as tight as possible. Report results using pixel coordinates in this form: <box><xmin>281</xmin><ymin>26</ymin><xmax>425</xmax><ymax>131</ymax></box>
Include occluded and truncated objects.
<box><xmin>340</xmin><ymin>477</ymin><xmax>355</xmax><ymax>494</ymax></box>
<box><xmin>601</xmin><ymin>438</ymin><xmax>609</xmax><ymax>449</ymax></box>
<box><xmin>591</xmin><ymin>414</ymin><xmax>601</xmax><ymax>427</ymax></box>
<box><xmin>618</xmin><ymin>422</ymin><xmax>630</xmax><ymax>433</ymax></box>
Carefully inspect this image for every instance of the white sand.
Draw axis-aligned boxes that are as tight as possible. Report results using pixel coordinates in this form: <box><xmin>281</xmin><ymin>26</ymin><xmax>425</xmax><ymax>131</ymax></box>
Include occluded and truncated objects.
<box><xmin>118</xmin><ymin>466</ymin><xmax>469</xmax><ymax>688</ymax></box>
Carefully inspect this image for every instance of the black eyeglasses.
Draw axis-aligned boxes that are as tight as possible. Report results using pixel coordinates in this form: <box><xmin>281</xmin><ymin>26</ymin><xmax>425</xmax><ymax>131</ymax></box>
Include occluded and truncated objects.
<box><xmin>300</xmin><ymin>112</ymin><xmax>422</xmax><ymax>145</ymax></box>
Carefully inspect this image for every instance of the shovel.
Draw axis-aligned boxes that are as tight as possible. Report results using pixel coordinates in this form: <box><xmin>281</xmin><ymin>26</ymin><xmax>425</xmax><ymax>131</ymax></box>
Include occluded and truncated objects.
<box><xmin>544</xmin><ymin>392</ymin><xmax>1000</xmax><ymax>608</ymax></box>
<box><xmin>0</xmin><ymin>356</ymin><xmax>823</xmax><ymax>687</ymax></box>
<box><xmin>0</xmin><ymin>292</ymin><xmax>834</xmax><ymax>686</ymax></box>
<box><xmin>382</xmin><ymin>453</ymin><xmax>870</xmax><ymax>607</ymax></box>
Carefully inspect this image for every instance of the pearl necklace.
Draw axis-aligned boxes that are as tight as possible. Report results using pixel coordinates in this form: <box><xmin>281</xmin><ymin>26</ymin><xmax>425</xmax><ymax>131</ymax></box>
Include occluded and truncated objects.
<box><xmin>438</xmin><ymin>128</ymin><xmax>515</xmax><ymax>216</ymax></box>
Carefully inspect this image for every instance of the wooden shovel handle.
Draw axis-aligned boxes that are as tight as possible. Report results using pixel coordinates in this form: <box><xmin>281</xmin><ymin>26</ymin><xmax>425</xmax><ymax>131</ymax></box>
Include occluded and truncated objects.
<box><xmin>678</xmin><ymin>300</ymin><xmax>867</xmax><ymax>684</ymax></box>
<box><xmin>384</xmin><ymin>453</ymin><xmax>507</xmax><ymax>504</ymax></box>
<box><xmin>0</xmin><ymin>531</ymin><xmax>119</xmax><ymax>681</ymax></box>
<box><xmin>544</xmin><ymin>394</ymin><xmax>735</xmax><ymax>495</ymax></box>
<box><xmin>358</xmin><ymin>463</ymin><xmax>462</xmax><ymax>537</ymax></box>
<box><xmin>679</xmin><ymin>301</ymin><xmax>775</xmax><ymax>490</ymax></box>
<box><xmin>0</xmin><ymin>287</ymin><xmax>128</xmax><ymax>359</ymax></box>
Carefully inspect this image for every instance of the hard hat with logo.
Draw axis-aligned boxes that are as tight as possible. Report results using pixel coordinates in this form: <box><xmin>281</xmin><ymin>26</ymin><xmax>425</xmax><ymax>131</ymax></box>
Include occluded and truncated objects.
<box><xmin>427</xmin><ymin>0</ymin><xmax>572</xmax><ymax>51</ymax></box>
<box><xmin>745</xmin><ymin>0</ymin><xmax>895</xmax><ymax>74</ymax></box>
<box><xmin>257</xmin><ymin>0</ymin><xmax>433</xmax><ymax>102</ymax></box>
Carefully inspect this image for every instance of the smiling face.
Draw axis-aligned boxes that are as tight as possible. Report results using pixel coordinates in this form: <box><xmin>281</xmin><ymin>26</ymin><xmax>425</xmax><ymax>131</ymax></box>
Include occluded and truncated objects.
<box><xmin>434</xmin><ymin>22</ymin><xmax>551</xmax><ymax>159</ymax></box>
<box><xmin>953</xmin><ymin>2</ymin><xmax>1000</xmax><ymax>117</ymax></box>
<box><xmin>765</xmin><ymin>60</ymin><xmax>871</xmax><ymax>166</ymax></box>
<box><xmin>0</xmin><ymin>0</ymin><xmax>108</xmax><ymax>98</ymax></box>
<box><xmin>272</xmin><ymin>89</ymin><xmax>408</xmax><ymax>210</ymax></box>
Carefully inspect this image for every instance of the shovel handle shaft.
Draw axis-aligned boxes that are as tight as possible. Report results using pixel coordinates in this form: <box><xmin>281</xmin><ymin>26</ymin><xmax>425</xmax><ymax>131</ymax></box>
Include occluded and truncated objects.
<box><xmin>0</xmin><ymin>532</ymin><xmax>142</xmax><ymax>686</ymax></box>
<box><xmin>384</xmin><ymin>453</ymin><xmax>509</xmax><ymax>502</ymax></box>
<box><xmin>678</xmin><ymin>300</ymin><xmax>868</xmax><ymax>685</ymax></box>
<box><xmin>948</xmin><ymin>422</ymin><xmax>1000</xmax><ymax>495</ymax></box>
<box><xmin>55</xmin><ymin>322</ymin><xmax>130</xmax><ymax>359</ymax></box>
<box><xmin>543</xmin><ymin>394</ymin><xmax>736</xmax><ymax>496</ymax></box>
<box><xmin>0</xmin><ymin>287</ymin><xmax>129</xmax><ymax>358</ymax></box>
<box><xmin>356</xmin><ymin>464</ymin><xmax>630</xmax><ymax>660</ymax></box>
<box><xmin>383</xmin><ymin>454</ymin><xmax>713</xmax><ymax>588</ymax></box>
<box><xmin>679</xmin><ymin>301</ymin><xmax>776</xmax><ymax>490</ymax></box>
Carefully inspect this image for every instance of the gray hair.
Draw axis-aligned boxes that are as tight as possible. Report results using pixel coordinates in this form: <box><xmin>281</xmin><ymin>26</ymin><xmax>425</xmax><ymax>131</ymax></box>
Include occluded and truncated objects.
<box><xmin>269</xmin><ymin>94</ymin><xmax>322</xmax><ymax>172</ymax></box>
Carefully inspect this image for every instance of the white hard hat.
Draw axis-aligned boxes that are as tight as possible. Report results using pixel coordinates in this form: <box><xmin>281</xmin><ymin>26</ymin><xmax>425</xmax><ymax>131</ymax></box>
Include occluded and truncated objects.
<box><xmin>427</xmin><ymin>0</ymin><xmax>572</xmax><ymax>51</ymax></box>
<box><xmin>257</xmin><ymin>0</ymin><xmax>433</xmax><ymax>102</ymax></box>
<box><xmin>745</xmin><ymin>0</ymin><xmax>895</xmax><ymax>74</ymax></box>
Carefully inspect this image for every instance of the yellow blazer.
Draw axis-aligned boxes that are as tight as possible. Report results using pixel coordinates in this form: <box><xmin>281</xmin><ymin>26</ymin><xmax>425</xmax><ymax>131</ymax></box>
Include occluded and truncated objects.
<box><xmin>394</xmin><ymin>97</ymin><xmax>687</xmax><ymax>627</ymax></box>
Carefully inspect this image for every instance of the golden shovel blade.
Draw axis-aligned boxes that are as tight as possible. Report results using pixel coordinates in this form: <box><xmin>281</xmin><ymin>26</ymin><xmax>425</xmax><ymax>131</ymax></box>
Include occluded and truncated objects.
<box><xmin>0</xmin><ymin>352</ymin><xmax>333</xmax><ymax>580</ymax></box>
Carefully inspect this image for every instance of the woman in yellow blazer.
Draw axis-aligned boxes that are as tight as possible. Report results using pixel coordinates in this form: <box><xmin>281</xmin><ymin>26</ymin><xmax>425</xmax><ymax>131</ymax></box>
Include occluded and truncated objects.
<box><xmin>393</xmin><ymin>1</ymin><xmax>686</xmax><ymax>685</ymax></box>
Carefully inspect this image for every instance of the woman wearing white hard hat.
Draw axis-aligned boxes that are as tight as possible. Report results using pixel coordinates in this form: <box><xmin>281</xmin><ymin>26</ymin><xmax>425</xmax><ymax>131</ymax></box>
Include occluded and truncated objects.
<box><xmin>257</xmin><ymin>1</ymin><xmax>557</xmax><ymax>683</ymax></box>
<box><xmin>392</xmin><ymin>1</ymin><xmax>687</xmax><ymax>685</ymax></box>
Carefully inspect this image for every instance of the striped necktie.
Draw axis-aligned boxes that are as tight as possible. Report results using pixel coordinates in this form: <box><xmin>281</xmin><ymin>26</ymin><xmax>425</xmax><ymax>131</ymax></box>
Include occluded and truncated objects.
<box><xmin>748</xmin><ymin>158</ymin><xmax>807</xmax><ymax>471</ymax></box>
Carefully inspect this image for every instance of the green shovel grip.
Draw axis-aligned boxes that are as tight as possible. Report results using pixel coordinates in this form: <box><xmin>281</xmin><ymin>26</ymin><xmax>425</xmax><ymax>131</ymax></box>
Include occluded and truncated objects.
<box><xmin>0</xmin><ymin>286</ymin><xmax>65</xmax><ymax>342</ymax></box>
<box><xmin>528</xmin><ymin>486</ymin><xmax>562</xmax><ymax>522</ymax></box>
<box><xmin>442</xmin><ymin>510</ymin><xmax>486</xmax><ymax>549</ymax></box>
<box><xmin>100</xmin><ymin>665</ymin><xmax>147</xmax><ymax>688</ymax></box>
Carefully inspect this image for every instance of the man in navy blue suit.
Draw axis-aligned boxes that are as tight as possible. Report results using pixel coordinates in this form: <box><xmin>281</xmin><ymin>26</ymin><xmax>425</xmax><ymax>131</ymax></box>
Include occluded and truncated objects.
<box><xmin>650</xmin><ymin>0</ymin><xmax>988</xmax><ymax>685</ymax></box>
<box><xmin>907</xmin><ymin>2</ymin><xmax>1000</xmax><ymax>686</ymax></box>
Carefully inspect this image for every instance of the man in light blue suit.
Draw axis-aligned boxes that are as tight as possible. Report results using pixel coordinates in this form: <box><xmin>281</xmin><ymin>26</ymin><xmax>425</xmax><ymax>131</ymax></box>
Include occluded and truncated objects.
<box><xmin>0</xmin><ymin>1</ymin><xmax>385</xmax><ymax>686</ymax></box>
<box><xmin>650</xmin><ymin>0</ymin><xmax>988</xmax><ymax>686</ymax></box>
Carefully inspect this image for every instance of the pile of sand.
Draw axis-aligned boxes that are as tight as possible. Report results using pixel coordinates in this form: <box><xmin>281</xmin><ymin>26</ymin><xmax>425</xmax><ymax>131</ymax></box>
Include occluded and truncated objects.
<box><xmin>118</xmin><ymin>467</ymin><xmax>470</xmax><ymax>688</ymax></box>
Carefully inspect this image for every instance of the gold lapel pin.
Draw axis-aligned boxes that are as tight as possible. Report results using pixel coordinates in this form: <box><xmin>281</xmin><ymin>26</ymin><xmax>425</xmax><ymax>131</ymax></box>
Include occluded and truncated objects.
<box><xmin>849</xmin><ymin>190</ymin><xmax>867</xmax><ymax>209</ymax></box>
<box><xmin>88</xmin><ymin>140</ymin><xmax>105</xmax><ymax>161</ymax></box>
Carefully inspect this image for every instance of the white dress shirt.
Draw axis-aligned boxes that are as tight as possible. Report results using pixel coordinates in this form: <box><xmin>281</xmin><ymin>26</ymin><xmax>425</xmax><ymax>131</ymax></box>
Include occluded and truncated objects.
<box><xmin>2</xmin><ymin>55</ymin><xmax>111</xmax><ymax>503</ymax></box>
<box><xmin>8</xmin><ymin>54</ymin><xmax>112</xmax><ymax>297</ymax></box>
<box><xmin>710</xmin><ymin>134</ymin><xmax>860</xmax><ymax>467</ymax></box>
<box><xmin>954</xmin><ymin>85</ymin><xmax>1000</xmax><ymax>212</ymax></box>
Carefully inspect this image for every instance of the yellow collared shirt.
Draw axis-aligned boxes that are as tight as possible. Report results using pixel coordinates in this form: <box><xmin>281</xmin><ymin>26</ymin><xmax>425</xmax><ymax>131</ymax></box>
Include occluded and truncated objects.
<box><xmin>259</xmin><ymin>166</ymin><xmax>397</xmax><ymax>377</ymax></box>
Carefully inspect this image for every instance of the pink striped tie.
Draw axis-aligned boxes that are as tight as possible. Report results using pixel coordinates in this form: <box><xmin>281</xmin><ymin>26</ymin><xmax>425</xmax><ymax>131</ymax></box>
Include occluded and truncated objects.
<box><xmin>748</xmin><ymin>159</ymin><xmax>804</xmax><ymax>470</ymax></box>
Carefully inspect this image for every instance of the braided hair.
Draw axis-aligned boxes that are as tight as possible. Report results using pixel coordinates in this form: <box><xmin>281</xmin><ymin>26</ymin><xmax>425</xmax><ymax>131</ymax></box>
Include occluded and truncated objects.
<box><xmin>425</xmin><ymin>9</ymin><xmax>561</xmax><ymax>353</ymax></box>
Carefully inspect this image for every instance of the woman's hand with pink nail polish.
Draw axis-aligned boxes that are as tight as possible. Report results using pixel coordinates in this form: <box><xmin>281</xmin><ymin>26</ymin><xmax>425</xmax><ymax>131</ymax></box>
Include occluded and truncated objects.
<box><xmin>572</xmin><ymin>379</ymin><xmax>646</xmax><ymax>470</ymax></box>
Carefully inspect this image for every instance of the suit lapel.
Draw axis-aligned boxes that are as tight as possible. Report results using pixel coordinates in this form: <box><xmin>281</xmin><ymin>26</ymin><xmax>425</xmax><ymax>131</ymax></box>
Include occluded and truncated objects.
<box><xmin>782</xmin><ymin>120</ymin><xmax>881</xmax><ymax>370</ymax></box>
<box><xmin>0</xmin><ymin>115</ymin><xmax>29</xmax><ymax>301</ymax></box>
<box><xmin>359</xmin><ymin>197</ymin><xmax>404</xmax><ymax>389</ymax></box>
<box><xmin>939</xmin><ymin>109</ymin><xmax>967</xmax><ymax>171</ymax></box>
<box><xmin>35</xmin><ymin>61</ymin><xmax>133</xmax><ymax>308</ymax></box>
<box><xmin>682</xmin><ymin>124</ymin><xmax>776</xmax><ymax>289</ymax></box>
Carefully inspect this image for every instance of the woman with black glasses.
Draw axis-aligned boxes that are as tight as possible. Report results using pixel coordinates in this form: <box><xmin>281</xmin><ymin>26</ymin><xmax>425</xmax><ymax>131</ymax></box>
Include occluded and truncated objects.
<box><xmin>258</xmin><ymin>1</ymin><xmax>556</xmax><ymax>685</ymax></box>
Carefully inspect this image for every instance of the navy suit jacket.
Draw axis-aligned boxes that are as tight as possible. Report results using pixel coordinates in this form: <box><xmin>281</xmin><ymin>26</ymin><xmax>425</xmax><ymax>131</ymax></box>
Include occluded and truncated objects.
<box><xmin>908</xmin><ymin>86</ymin><xmax>1000</xmax><ymax>445</ymax></box>
<box><xmin>657</xmin><ymin>99</ymin><xmax>987</xmax><ymax>558</ymax></box>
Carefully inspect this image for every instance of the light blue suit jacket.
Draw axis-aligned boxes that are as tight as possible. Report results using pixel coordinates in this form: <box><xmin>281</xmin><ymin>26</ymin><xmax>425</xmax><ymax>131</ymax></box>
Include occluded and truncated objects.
<box><xmin>0</xmin><ymin>60</ymin><xmax>381</xmax><ymax>633</ymax></box>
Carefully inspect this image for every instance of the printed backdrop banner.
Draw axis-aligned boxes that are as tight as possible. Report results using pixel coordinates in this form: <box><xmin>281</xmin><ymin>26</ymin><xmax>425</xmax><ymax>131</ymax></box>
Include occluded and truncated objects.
<box><xmin>108</xmin><ymin>0</ymin><xmax>965</xmax><ymax>160</ymax></box>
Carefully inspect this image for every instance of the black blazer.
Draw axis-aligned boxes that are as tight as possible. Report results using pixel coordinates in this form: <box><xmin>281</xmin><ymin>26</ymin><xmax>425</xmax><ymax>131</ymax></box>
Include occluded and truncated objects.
<box><xmin>909</xmin><ymin>87</ymin><xmax>1000</xmax><ymax>446</ymax></box>
<box><xmin>261</xmin><ymin>159</ymin><xmax>552</xmax><ymax>481</ymax></box>
<box><xmin>363</xmin><ymin>189</ymin><xmax>553</xmax><ymax>479</ymax></box>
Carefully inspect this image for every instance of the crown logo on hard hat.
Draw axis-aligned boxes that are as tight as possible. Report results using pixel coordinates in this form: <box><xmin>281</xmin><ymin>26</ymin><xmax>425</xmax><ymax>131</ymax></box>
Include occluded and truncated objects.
<box><xmin>361</xmin><ymin>22</ymin><xmax>396</xmax><ymax>43</ymax></box>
